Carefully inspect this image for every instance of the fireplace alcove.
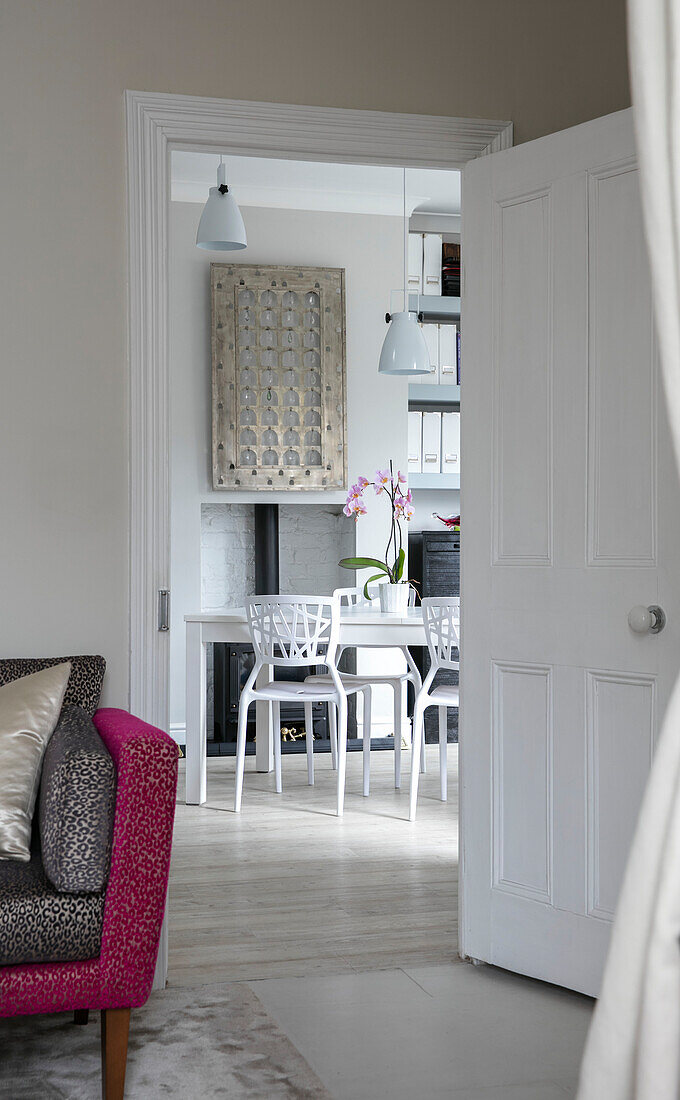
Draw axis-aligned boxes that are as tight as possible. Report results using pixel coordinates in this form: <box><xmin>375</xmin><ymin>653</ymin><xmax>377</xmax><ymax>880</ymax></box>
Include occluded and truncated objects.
<box><xmin>205</xmin><ymin>502</ymin><xmax>397</xmax><ymax>756</ymax></box>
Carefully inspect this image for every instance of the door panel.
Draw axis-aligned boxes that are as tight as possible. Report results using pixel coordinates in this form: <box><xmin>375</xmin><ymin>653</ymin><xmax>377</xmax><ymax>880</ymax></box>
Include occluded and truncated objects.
<box><xmin>461</xmin><ymin>108</ymin><xmax>680</xmax><ymax>996</ymax></box>
<box><xmin>494</xmin><ymin>191</ymin><xmax>553</xmax><ymax>565</ymax></box>
<box><xmin>585</xmin><ymin>670</ymin><xmax>655</xmax><ymax>919</ymax></box>
<box><xmin>492</xmin><ymin>662</ymin><xmax>552</xmax><ymax>903</ymax></box>
<box><xmin>587</xmin><ymin>162</ymin><xmax>657</xmax><ymax>566</ymax></box>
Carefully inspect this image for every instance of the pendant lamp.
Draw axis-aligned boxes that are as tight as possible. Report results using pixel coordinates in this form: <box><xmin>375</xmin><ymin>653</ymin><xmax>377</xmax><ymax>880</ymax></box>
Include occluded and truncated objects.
<box><xmin>378</xmin><ymin>167</ymin><xmax>433</xmax><ymax>376</ymax></box>
<box><xmin>196</xmin><ymin>157</ymin><xmax>247</xmax><ymax>251</ymax></box>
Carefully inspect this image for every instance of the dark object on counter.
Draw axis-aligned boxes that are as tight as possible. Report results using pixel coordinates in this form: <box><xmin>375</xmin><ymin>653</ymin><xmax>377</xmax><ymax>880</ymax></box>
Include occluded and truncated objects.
<box><xmin>433</xmin><ymin>513</ymin><xmax>460</xmax><ymax>529</ymax></box>
<box><xmin>408</xmin><ymin>529</ymin><xmax>460</xmax><ymax>743</ymax></box>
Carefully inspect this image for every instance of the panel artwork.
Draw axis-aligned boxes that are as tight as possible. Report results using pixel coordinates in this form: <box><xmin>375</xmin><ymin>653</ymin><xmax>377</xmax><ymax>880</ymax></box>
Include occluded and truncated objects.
<box><xmin>211</xmin><ymin>264</ymin><xmax>347</xmax><ymax>491</ymax></box>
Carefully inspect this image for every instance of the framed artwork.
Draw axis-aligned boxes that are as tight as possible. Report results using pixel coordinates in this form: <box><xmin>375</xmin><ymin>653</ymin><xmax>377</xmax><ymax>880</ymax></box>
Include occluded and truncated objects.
<box><xmin>211</xmin><ymin>263</ymin><xmax>347</xmax><ymax>491</ymax></box>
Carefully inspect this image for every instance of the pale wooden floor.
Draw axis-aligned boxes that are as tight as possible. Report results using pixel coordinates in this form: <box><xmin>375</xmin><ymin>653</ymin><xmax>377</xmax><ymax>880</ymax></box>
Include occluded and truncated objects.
<box><xmin>168</xmin><ymin>745</ymin><xmax>459</xmax><ymax>988</ymax></box>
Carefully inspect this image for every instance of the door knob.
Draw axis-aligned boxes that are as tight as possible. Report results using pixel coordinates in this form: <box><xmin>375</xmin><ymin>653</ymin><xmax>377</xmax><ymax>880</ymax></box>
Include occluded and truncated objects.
<box><xmin>628</xmin><ymin>604</ymin><xmax>666</xmax><ymax>635</ymax></box>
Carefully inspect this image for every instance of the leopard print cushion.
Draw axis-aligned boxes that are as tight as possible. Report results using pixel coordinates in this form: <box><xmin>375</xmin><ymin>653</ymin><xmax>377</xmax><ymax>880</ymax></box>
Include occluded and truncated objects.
<box><xmin>0</xmin><ymin>655</ymin><xmax>105</xmax><ymax>718</ymax></box>
<box><xmin>39</xmin><ymin>706</ymin><xmax>116</xmax><ymax>894</ymax></box>
<box><xmin>0</xmin><ymin>848</ymin><xmax>104</xmax><ymax>966</ymax></box>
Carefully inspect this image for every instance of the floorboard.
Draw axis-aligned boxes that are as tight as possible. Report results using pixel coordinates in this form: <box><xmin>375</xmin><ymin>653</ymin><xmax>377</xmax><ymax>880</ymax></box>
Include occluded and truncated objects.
<box><xmin>169</xmin><ymin>745</ymin><xmax>458</xmax><ymax>987</ymax></box>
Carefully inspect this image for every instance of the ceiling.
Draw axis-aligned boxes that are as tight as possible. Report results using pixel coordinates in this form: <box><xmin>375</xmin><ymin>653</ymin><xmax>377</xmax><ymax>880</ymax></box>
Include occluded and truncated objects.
<box><xmin>171</xmin><ymin>152</ymin><xmax>461</xmax><ymax>219</ymax></box>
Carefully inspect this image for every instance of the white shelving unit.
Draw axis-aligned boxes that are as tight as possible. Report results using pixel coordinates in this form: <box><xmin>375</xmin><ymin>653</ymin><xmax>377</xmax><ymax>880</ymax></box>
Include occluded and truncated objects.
<box><xmin>409</xmin><ymin>472</ymin><xmax>460</xmax><ymax>490</ymax></box>
<box><xmin>408</xmin><ymin>383</ymin><xmax>460</xmax><ymax>405</ymax></box>
<box><xmin>408</xmin><ymin>292</ymin><xmax>460</xmax><ymax>322</ymax></box>
<box><xmin>408</xmin><ymin>377</ymin><xmax>460</xmax><ymax>492</ymax></box>
<box><xmin>406</xmin><ymin>249</ymin><xmax>461</xmax><ymax>493</ymax></box>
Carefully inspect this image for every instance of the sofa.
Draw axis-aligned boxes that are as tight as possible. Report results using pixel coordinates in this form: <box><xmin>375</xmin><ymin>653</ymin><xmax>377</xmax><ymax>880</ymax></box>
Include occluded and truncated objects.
<box><xmin>0</xmin><ymin>656</ymin><xmax>178</xmax><ymax>1100</ymax></box>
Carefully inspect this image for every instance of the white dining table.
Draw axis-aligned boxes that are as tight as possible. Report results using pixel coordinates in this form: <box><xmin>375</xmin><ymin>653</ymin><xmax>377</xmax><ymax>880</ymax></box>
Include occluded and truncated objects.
<box><xmin>184</xmin><ymin>605</ymin><xmax>431</xmax><ymax>805</ymax></box>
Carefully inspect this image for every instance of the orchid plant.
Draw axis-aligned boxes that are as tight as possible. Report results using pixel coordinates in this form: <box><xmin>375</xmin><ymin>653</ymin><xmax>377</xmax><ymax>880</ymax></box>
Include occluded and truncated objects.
<box><xmin>339</xmin><ymin>461</ymin><xmax>415</xmax><ymax>599</ymax></box>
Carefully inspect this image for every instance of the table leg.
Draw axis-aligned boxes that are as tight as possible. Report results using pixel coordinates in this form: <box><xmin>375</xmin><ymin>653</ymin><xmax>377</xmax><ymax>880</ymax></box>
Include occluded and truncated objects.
<box><xmin>255</xmin><ymin>664</ymin><xmax>274</xmax><ymax>772</ymax></box>
<box><xmin>402</xmin><ymin>646</ymin><xmax>426</xmax><ymax>773</ymax></box>
<box><xmin>403</xmin><ymin>645</ymin><xmax>422</xmax><ymax>697</ymax></box>
<box><xmin>186</xmin><ymin>621</ymin><xmax>207</xmax><ymax>805</ymax></box>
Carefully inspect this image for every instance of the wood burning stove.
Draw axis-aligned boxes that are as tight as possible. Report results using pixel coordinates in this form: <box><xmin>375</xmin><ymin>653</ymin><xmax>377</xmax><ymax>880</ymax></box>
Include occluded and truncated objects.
<box><xmin>211</xmin><ymin>503</ymin><xmax>344</xmax><ymax>753</ymax></box>
<box><xmin>212</xmin><ymin>641</ymin><xmax>328</xmax><ymax>748</ymax></box>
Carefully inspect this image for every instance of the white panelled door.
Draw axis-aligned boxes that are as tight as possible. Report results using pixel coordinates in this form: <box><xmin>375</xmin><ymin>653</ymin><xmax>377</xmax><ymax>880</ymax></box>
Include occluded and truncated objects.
<box><xmin>461</xmin><ymin>108</ymin><xmax>680</xmax><ymax>997</ymax></box>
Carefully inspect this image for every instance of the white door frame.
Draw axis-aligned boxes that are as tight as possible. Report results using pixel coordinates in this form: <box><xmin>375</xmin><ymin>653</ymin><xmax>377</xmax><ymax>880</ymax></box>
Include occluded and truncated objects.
<box><xmin>125</xmin><ymin>89</ymin><xmax>512</xmax><ymax>981</ymax></box>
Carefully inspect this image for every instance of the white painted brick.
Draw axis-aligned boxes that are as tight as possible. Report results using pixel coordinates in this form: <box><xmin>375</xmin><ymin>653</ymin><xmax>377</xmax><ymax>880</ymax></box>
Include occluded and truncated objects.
<box><xmin>200</xmin><ymin>503</ymin><xmax>355</xmax><ymax>606</ymax></box>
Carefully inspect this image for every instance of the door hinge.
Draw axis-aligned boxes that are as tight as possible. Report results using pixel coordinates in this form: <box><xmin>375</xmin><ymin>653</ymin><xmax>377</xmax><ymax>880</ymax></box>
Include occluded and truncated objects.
<box><xmin>158</xmin><ymin>589</ymin><xmax>170</xmax><ymax>632</ymax></box>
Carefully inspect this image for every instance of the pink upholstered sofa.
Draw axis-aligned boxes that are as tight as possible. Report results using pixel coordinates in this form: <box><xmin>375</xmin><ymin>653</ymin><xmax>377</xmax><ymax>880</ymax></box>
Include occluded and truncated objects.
<box><xmin>0</xmin><ymin>707</ymin><xmax>178</xmax><ymax>1100</ymax></box>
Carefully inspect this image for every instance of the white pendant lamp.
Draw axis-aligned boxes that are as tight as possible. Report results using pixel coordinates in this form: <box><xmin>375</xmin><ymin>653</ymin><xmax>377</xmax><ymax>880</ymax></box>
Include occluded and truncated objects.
<box><xmin>196</xmin><ymin>158</ymin><xmax>247</xmax><ymax>251</ymax></box>
<box><xmin>378</xmin><ymin>167</ymin><xmax>432</xmax><ymax>376</ymax></box>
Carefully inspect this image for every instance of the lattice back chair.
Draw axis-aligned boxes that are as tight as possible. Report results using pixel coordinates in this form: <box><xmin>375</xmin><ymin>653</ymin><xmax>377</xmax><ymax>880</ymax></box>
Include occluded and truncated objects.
<box><xmin>409</xmin><ymin>597</ymin><xmax>460</xmax><ymax>821</ymax></box>
<box><xmin>236</xmin><ymin>596</ymin><xmax>365</xmax><ymax>816</ymax></box>
<box><xmin>332</xmin><ymin>585</ymin><xmax>373</xmax><ymax>668</ymax></box>
<box><xmin>423</xmin><ymin>596</ymin><xmax>460</xmax><ymax>672</ymax></box>
<box><xmin>306</xmin><ymin>582</ymin><xmax>425</xmax><ymax>799</ymax></box>
<box><xmin>334</xmin><ymin>582</ymin><xmax>417</xmax><ymax>607</ymax></box>
<box><xmin>333</xmin><ymin>585</ymin><xmax>371</xmax><ymax>609</ymax></box>
<box><xmin>249</xmin><ymin>595</ymin><xmax>340</xmax><ymax>668</ymax></box>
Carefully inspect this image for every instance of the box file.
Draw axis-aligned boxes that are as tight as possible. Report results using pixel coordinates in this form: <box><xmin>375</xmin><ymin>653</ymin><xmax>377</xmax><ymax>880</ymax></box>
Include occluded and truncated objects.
<box><xmin>442</xmin><ymin>411</ymin><xmax>461</xmax><ymax>474</ymax></box>
<box><xmin>422</xmin><ymin>324</ymin><xmax>439</xmax><ymax>381</ymax></box>
<box><xmin>422</xmin><ymin>411</ymin><xmax>442</xmax><ymax>471</ymax></box>
<box><xmin>408</xmin><ymin>233</ymin><xmax>423</xmax><ymax>294</ymax></box>
<box><xmin>422</xmin><ymin>234</ymin><xmax>442</xmax><ymax>295</ymax></box>
<box><xmin>408</xmin><ymin>411</ymin><xmax>422</xmax><ymax>473</ymax></box>
<box><xmin>439</xmin><ymin>324</ymin><xmax>457</xmax><ymax>384</ymax></box>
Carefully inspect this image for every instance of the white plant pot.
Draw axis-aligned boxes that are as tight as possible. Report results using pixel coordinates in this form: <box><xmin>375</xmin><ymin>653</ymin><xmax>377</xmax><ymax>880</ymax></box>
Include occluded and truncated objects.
<box><xmin>379</xmin><ymin>583</ymin><xmax>409</xmax><ymax>615</ymax></box>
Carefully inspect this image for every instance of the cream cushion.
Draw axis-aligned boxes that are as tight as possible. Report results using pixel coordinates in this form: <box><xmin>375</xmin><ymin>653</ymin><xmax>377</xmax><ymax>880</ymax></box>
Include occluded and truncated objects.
<box><xmin>0</xmin><ymin>661</ymin><xmax>71</xmax><ymax>861</ymax></box>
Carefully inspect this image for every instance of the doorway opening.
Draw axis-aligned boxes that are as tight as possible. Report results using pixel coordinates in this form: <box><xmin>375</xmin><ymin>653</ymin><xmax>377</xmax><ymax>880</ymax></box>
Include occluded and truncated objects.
<box><xmin>125</xmin><ymin>90</ymin><xmax>512</xmax><ymax>986</ymax></box>
<box><xmin>168</xmin><ymin>149</ymin><xmax>461</xmax><ymax>761</ymax></box>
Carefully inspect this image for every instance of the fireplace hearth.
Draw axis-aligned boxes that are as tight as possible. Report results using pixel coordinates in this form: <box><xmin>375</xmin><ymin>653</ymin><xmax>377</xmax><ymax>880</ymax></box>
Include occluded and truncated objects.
<box><xmin>210</xmin><ymin>503</ymin><xmax>358</xmax><ymax>755</ymax></box>
<box><xmin>212</xmin><ymin>640</ymin><xmax>331</xmax><ymax>753</ymax></box>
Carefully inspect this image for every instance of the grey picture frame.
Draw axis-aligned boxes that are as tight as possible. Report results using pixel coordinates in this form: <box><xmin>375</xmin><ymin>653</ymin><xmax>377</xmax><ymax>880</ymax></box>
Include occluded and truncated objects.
<box><xmin>211</xmin><ymin>263</ymin><xmax>347</xmax><ymax>491</ymax></box>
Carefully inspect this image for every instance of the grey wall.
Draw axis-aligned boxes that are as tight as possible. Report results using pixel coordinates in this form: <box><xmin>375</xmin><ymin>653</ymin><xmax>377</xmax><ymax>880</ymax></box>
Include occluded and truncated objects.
<box><xmin>0</xmin><ymin>1</ymin><xmax>630</xmax><ymax>707</ymax></box>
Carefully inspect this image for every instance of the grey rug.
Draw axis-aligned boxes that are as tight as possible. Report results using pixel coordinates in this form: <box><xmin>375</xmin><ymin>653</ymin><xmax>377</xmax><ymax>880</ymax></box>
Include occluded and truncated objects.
<box><xmin>0</xmin><ymin>982</ymin><xmax>333</xmax><ymax>1098</ymax></box>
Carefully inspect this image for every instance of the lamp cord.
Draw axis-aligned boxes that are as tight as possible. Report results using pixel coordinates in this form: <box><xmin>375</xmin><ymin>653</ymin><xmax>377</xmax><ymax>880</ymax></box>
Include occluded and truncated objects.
<box><xmin>403</xmin><ymin>166</ymin><xmax>408</xmax><ymax>313</ymax></box>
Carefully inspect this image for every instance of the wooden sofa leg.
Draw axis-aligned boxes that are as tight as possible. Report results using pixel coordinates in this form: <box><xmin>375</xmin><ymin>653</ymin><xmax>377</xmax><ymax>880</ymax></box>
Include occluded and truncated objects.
<box><xmin>101</xmin><ymin>1007</ymin><xmax>130</xmax><ymax>1100</ymax></box>
<box><xmin>74</xmin><ymin>1009</ymin><xmax>89</xmax><ymax>1025</ymax></box>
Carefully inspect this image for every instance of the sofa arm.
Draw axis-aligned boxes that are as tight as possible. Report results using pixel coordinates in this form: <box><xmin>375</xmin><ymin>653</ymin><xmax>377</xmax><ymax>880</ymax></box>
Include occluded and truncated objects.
<box><xmin>92</xmin><ymin>708</ymin><xmax>178</xmax><ymax>1008</ymax></box>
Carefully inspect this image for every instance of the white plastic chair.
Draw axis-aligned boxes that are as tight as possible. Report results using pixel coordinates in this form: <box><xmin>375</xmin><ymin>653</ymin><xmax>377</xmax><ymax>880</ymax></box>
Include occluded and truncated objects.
<box><xmin>409</xmin><ymin>597</ymin><xmax>460</xmax><ymax>821</ymax></box>
<box><xmin>235</xmin><ymin>595</ymin><xmax>366</xmax><ymax>816</ymax></box>
<box><xmin>306</xmin><ymin>584</ymin><xmax>425</xmax><ymax>796</ymax></box>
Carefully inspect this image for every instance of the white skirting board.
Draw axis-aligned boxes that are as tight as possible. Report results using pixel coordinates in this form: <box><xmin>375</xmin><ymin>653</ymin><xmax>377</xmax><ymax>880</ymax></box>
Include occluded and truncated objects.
<box><xmin>169</xmin><ymin>723</ymin><xmax>186</xmax><ymax>744</ymax></box>
<box><xmin>169</xmin><ymin>717</ymin><xmax>410</xmax><ymax>743</ymax></box>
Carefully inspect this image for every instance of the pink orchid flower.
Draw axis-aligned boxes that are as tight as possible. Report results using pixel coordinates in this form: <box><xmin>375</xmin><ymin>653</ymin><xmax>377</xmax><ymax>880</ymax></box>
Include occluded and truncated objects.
<box><xmin>343</xmin><ymin>498</ymin><xmax>367</xmax><ymax>520</ymax></box>
<box><xmin>374</xmin><ymin>469</ymin><xmax>390</xmax><ymax>493</ymax></box>
<box><xmin>339</xmin><ymin>460</ymin><xmax>413</xmax><ymax>584</ymax></box>
<box><xmin>394</xmin><ymin>489</ymin><xmax>414</xmax><ymax>522</ymax></box>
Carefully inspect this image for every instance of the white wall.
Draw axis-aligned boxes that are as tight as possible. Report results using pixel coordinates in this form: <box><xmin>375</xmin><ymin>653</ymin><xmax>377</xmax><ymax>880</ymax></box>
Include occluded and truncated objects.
<box><xmin>411</xmin><ymin>489</ymin><xmax>460</xmax><ymax>532</ymax></box>
<box><xmin>170</xmin><ymin>199</ymin><xmax>408</xmax><ymax>733</ymax></box>
<box><xmin>200</xmin><ymin>503</ymin><xmax>355</xmax><ymax>612</ymax></box>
